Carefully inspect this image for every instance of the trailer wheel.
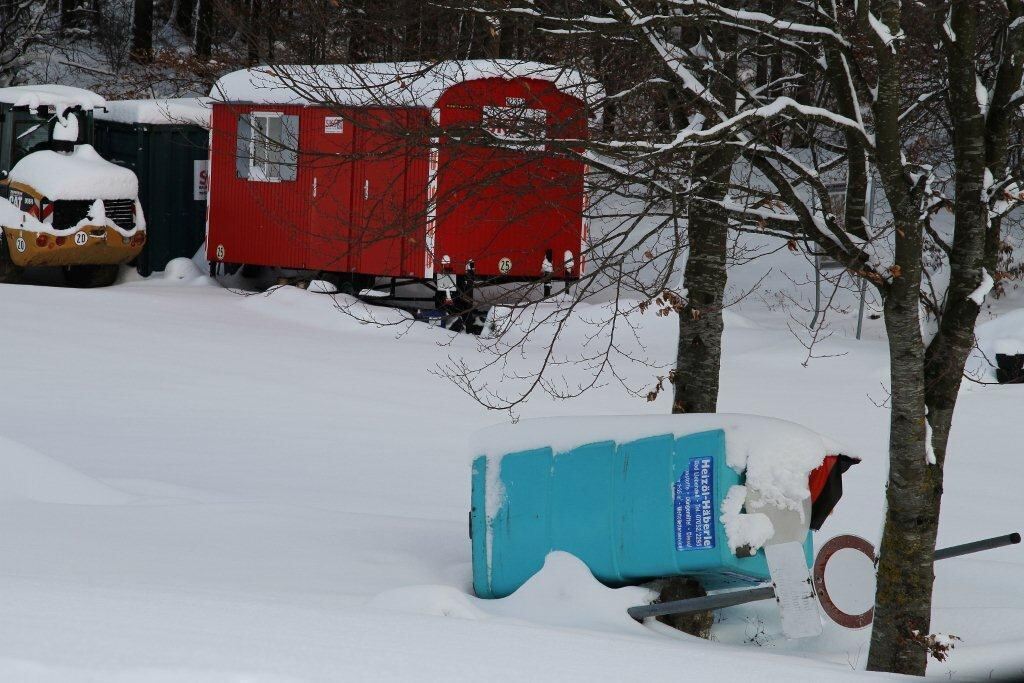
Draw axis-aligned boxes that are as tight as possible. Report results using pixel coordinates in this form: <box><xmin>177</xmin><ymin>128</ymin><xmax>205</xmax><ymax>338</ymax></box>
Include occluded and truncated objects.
<box><xmin>64</xmin><ymin>264</ymin><xmax>119</xmax><ymax>288</ymax></box>
<box><xmin>0</xmin><ymin>234</ymin><xmax>22</xmax><ymax>284</ymax></box>
<box><xmin>338</xmin><ymin>273</ymin><xmax>376</xmax><ymax>296</ymax></box>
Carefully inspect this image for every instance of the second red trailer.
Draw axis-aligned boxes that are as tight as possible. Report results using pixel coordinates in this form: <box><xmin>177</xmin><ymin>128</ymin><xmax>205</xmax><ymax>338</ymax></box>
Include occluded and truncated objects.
<box><xmin>206</xmin><ymin>60</ymin><xmax>596</xmax><ymax>289</ymax></box>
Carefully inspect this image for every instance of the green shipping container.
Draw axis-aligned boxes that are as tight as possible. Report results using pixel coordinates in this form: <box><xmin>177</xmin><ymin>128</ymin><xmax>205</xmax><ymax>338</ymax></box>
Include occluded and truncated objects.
<box><xmin>94</xmin><ymin>99</ymin><xmax>210</xmax><ymax>276</ymax></box>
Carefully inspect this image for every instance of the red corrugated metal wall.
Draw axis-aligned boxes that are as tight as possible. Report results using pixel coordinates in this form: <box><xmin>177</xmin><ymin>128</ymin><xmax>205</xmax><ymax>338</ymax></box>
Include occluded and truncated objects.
<box><xmin>348</xmin><ymin>107</ymin><xmax>428</xmax><ymax>278</ymax></box>
<box><xmin>207</xmin><ymin>103</ymin><xmax>312</xmax><ymax>269</ymax></box>
<box><xmin>433</xmin><ymin>78</ymin><xmax>588</xmax><ymax>279</ymax></box>
<box><xmin>209</xmin><ymin>103</ymin><xmax>431</xmax><ymax>278</ymax></box>
<box><xmin>307</xmin><ymin>106</ymin><xmax>357</xmax><ymax>273</ymax></box>
<box><xmin>403</xmin><ymin>110</ymin><xmax>431</xmax><ymax>277</ymax></box>
<box><xmin>207</xmin><ymin>78</ymin><xmax>586</xmax><ymax>282</ymax></box>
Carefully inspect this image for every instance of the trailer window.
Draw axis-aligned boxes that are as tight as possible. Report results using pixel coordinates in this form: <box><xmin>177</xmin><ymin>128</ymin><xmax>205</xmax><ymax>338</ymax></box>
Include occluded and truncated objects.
<box><xmin>481</xmin><ymin>106</ymin><xmax>547</xmax><ymax>150</ymax></box>
<box><xmin>239</xmin><ymin>112</ymin><xmax>298</xmax><ymax>182</ymax></box>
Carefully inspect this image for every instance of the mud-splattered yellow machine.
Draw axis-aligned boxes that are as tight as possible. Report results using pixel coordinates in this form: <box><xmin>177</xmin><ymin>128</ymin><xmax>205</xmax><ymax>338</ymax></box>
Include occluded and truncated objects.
<box><xmin>0</xmin><ymin>85</ymin><xmax>145</xmax><ymax>287</ymax></box>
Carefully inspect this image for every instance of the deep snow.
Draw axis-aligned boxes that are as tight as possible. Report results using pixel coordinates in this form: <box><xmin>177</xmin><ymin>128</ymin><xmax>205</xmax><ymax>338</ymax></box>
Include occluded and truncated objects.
<box><xmin>0</xmin><ymin>249</ymin><xmax>1020</xmax><ymax>681</ymax></box>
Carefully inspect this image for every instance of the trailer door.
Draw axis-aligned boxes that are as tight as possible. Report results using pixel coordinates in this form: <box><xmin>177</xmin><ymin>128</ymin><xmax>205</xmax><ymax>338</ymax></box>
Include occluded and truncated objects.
<box><xmin>307</xmin><ymin>109</ymin><xmax>356</xmax><ymax>273</ymax></box>
<box><xmin>350</xmin><ymin>109</ymin><xmax>413</xmax><ymax>277</ymax></box>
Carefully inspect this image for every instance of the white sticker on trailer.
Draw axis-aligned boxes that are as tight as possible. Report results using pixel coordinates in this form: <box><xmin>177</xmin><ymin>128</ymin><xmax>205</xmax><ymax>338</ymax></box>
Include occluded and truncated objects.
<box><xmin>325</xmin><ymin>116</ymin><xmax>344</xmax><ymax>134</ymax></box>
<box><xmin>765</xmin><ymin>542</ymin><xmax>823</xmax><ymax>640</ymax></box>
<box><xmin>194</xmin><ymin>160</ymin><xmax>209</xmax><ymax>201</ymax></box>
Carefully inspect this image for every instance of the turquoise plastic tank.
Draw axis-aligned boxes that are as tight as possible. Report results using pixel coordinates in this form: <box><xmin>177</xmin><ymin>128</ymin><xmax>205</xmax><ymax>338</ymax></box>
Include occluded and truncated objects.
<box><xmin>470</xmin><ymin>428</ymin><xmax>813</xmax><ymax>599</ymax></box>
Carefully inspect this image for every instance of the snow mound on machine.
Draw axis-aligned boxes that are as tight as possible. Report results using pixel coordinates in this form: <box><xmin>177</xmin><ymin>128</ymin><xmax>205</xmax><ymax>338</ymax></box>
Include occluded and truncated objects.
<box><xmin>10</xmin><ymin>144</ymin><xmax>138</xmax><ymax>200</ymax></box>
<box><xmin>0</xmin><ymin>436</ymin><xmax>134</xmax><ymax>505</ymax></box>
<box><xmin>472</xmin><ymin>413</ymin><xmax>849</xmax><ymax>514</ymax></box>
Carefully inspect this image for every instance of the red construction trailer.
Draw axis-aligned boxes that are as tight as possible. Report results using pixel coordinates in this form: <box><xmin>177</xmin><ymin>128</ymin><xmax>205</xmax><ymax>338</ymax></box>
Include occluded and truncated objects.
<box><xmin>206</xmin><ymin>61</ymin><xmax>597</xmax><ymax>299</ymax></box>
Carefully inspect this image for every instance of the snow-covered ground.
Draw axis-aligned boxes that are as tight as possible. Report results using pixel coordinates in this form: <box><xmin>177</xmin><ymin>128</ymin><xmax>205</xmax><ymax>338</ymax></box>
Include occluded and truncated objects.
<box><xmin>0</xmin><ymin>250</ymin><xmax>1021</xmax><ymax>681</ymax></box>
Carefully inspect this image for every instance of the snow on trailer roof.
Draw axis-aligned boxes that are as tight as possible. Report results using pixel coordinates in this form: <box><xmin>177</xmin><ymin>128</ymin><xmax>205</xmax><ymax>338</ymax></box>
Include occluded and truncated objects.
<box><xmin>0</xmin><ymin>84</ymin><xmax>106</xmax><ymax>111</ymax></box>
<box><xmin>472</xmin><ymin>413</ymin><xmax>856</xmax><ymax>514</ymax></box>
<box><xmin>210</xmin><ymin>60</ymin><xmax>604</xmax><ymax>109</ymax></box>
<box><xmin>95</xmin><ymin>97</ymin><xmax>212</xmax><ymax>128</ymax></box>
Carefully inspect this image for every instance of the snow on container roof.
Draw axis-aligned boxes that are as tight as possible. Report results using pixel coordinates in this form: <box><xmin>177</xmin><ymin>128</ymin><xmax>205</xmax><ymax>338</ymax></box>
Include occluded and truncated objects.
<box><xmin>472</xmin><ymin>413</ymin><xmax>855</xmax><ymax>514</ymax></box>
<box><xmin>0</xmin><ymin>84</ymin><xmax>106</xmax><ymax>111</ymax></box>
<box><xmin>210</xmin><ymin>60</ymin><xmax>603</xmax><ymax>109</ymax></box>
<box><xmin>10</xmin><ymin>144</ymin><xmax>138</xmax><ymax>200</ymax></box>
<box><xmin>95</xmin><ymin>97</ymin><xmax>212</xmax><ymax>128</ymax></box>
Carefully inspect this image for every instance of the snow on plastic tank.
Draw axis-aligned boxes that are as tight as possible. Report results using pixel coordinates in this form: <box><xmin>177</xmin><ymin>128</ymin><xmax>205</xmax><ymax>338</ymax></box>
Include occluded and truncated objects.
<box><xmin>470</xmin><ymin>414</ymin><xmax>856</xmax><ymax>599</ymax></box>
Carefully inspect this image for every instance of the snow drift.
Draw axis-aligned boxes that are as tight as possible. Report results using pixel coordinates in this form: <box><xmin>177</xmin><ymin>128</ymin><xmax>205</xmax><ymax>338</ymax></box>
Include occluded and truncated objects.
<box><xmin>370</xmin><ymin>551</ymin><xmax>655</xmax><ymax>636</ymax></box>
<box><xmin>0</xmin><ymin>436</ymin><xmax>133</xmax><ymax>505</ymax></box>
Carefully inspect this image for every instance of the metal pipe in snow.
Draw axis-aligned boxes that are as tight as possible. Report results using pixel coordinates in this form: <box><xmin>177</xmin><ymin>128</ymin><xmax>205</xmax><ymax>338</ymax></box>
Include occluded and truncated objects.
<box><xmin>627</xmin><ymin>532</ymin><xmax>1020</xmax><ymax>621</ymax></box>
<box><xmin>627</xmin><ymin>586</ymin><xmax>776</xmax><ymax>621</ymax></box>
<box><xmin>933</xmin><ymin>532</ymin><xmax>1020</xmax><ymax>561</ymax></box>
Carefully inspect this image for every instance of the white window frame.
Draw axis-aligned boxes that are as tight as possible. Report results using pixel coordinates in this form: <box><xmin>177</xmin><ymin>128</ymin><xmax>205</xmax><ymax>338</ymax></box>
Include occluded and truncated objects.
<box><xmin>248</xmin><ymin>111</ymin><xmax>286</xmax><ymax>183</ymax></box>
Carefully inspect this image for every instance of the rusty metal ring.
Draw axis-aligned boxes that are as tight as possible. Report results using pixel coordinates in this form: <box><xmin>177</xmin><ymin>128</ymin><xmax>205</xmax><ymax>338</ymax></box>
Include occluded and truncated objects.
<box><xmin>813</xmin><ymin>534</ymin><xmax>876</xmax><ymax>629</ymax></box>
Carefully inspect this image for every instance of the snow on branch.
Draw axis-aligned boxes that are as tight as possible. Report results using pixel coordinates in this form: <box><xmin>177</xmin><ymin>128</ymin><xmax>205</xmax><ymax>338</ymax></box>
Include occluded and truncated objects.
<box><xmin>660</xmin><ymin>97</ymin><xmax>874</xmax><ymax>153</ymax></box>
<box><xmin>867</xmin><ymin>11</ymin><xmax>905</xmax><ymax>53</ymax></box>
<box><xmin>967</xmin><ymin>269</ymin><xmax>994</xmax><ymax>306</ymax></box>
<box><xmin>667</xmin><ymin>0</ymin><xmax>850</xmax><ymax>47</ymax></box>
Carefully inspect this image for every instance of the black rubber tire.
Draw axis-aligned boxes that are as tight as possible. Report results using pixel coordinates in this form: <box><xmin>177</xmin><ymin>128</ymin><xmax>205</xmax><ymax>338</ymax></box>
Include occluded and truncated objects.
<box><xmin>0</xmin><ymin>233</ymin><xmax>23</xmax><ymax>284</ymax></box>
<box><xmin>64</xmin><ymin>264</ymin><xmax>120</xmax><ymax>288</ymax></box>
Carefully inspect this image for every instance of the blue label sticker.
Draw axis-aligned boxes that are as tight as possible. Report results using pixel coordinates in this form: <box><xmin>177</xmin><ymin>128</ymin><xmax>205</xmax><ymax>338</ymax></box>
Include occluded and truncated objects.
<box><xmin>674</xmin><ymin>456</ymin><xmax>716</xmax><ymax>551</ymax></box>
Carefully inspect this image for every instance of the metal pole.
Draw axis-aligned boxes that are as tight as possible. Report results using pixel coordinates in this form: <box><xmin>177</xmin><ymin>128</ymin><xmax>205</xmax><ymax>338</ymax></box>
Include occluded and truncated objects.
<box><xmin>627</xmin><ymin>586</ymin><xmax>776</xmax><ymax>621</ymax></box>
<box><xmin>811</xmin><ymin>253</ymin><xmax>821</xmax><ymax>330</ymax></box>
<box><xmin>855</xmin><ymin>278</ymin><xmax>867</xmax><ymax>340</ymax></box>
<box><xmin>627</xmin><ymin>531</ymin><xmax>1020</xmax><ymax>620</ymax></box>
<box><xmin>934</xmin><ymin>532</ymin><xmax>1020</xmax><ymax>561</ymax></box>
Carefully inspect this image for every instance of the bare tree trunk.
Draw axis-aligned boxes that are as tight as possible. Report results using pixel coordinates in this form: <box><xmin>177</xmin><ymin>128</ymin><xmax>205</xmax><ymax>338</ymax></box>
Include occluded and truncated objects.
<box><xmin>347</xmin><ymin>0</ymin><xmax>372</xmax><ymax>62</ymax></box>
<box><xmin>672</xmin><ymin>152</ymin><xmax>733</xmax><ymax>414</ymax></box>
<box><xmin>660</xmin><ymin>27</ymin><xmax>739</xmax><ymax>636</ymax></box>
<box><xmin>264</xmin><ymin>0</ymin><xmax>277</xmax><ymax>61</ymax></box>
<box><xmin>868</xmin><ymin>250</ymin><xmax>932</xmax><ymax>675</ymax></box>
<box><xmin>194</xmin><ymin>0</ymin><xmax>212</xmax><ymax>59</ymax></box>
<box><xmin>60</xmin><ymin>0</ymin><xmax>75</xmax><ymax>32</ymax></box>
<box><xmin>671</xmin><ymin>25</ymin><xmax>737</xmax><ymax>415</ymax></box>
<box><xmin>246</xmin><ymin>0</ymin><xmax>260</xmax><ymax>64</ymax></box>
<box><xmin>866</xmin><ymin>3</ymin><xmax>1024</xmax><ymax>671</ymax></box>
<box><xmin>131</xmin><ymin>0</ymin><xmax>154</xmax><ymax>62</ymax></box>
<box><xmin>174</xmin><ymin>0</ymin><xmax>194</xmax><ymax>35</ymax></box>
<box><xmin>866</xmin><ymin>3</ymin><xmax>933</xmax><ymax>673</ymax></box>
